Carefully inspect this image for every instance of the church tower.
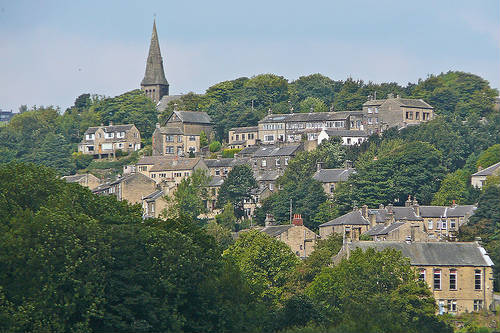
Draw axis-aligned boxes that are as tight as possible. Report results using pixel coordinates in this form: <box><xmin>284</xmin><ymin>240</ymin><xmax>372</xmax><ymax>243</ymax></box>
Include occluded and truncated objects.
<box><xmin>141</xmin><ymin>20</ymin><xmax>169</xmax><ymax>103</ymax></box>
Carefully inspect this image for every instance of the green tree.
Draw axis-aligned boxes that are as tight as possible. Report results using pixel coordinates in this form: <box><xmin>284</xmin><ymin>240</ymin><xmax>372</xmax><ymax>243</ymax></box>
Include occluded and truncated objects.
<box><xmin>217</xmin><ymin>165</ymin><xmax>257</xmax><ymax>217</ymax></box>
<box><xmin>223</xmin><ymin>230</ymin><xmax>300</xmax><ymax>305</ymax></box>
<box><xmin>200</xmin><ymin>130</ymin><xmax>209</xmax><ymax>148</ymax></box>
<box><xmin>476</xmin><ymin>144</ymin><xmax>500</xmax><ymax>169</ymax></box>
<box><xmin>431</xmin><ymin>169</ymin><xmax>469</xmax><ymax>206</ymax></box>
<box><xmin>299</xmin><ymin>97</ymin><xmax>328</xmax><ymax>113</ymax></box>
<box><xmin>204</xmin><ymin>220</ymin><xmax>234</xmax><ymax>250</ymax></box>
<box><xmin>209</xmin><ymin>140</ymin><xmax>222</xmax><ymax>152</ymax></box>
<box><xmin>165</xmin><ymin>169</ymin><xmax>210</xmax><ymax>219</ymax></box>
<box><xmin>307</xmin><ymin>248</ymin><xmax>451</xmax><ymax>333</ymax></box>
<box><xmin>215</xmin><ymin>202</ymin><xmax>238</xmax><ymax>231</ymax></box>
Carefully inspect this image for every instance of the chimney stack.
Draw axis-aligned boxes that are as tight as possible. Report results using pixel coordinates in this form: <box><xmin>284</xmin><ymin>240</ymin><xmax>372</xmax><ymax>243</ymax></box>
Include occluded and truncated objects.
<box><xmin>387</xmin><ymin>204</ymin><xmax>393</xmax><ymax>214</ymax></box>
<box><xmin>109</xmin><ymin>121</ymin><xmax>113</xmax><ymax>126</ymax></box>
<box><xmin>387</xmin><ymin>93</ymin><xmax>394</xmax><ymax>99</ymax></box>
<box><xmin>265</xmin><ymin>214</ymin><xmax>275</xmax><ymax>226</ymax></box>
<box><xmin>344</xmin><ymin>160</ymin><xmax>353</xmax><ymax>169</ymax></box>
<box><xmin>317</xmin><ymin>162</ymin><xmax>324</xmax><ymax>172</ymax></box>
<box><xmin>361</xmin><ymin>205</ymin><xmax>369</xmax><ymax>218</ymax></box>
<box><xmin>156</xmin><ymin>122</ymin><xmax>160</xmax><ymax>129</ymax></box>
<box><xmin>292</xmin><ymin>214</ymin><xmax>303</xmax><ymax>226</ymax></box>
<box><xmin>405</xmin><ymin>195</ymin><xmax>412</xmax><ymax>207</ymax></box>
<box><xmin>451</xmin><ymin>199</ymin><xmax>457</xmax><ymax>208</ymax></box>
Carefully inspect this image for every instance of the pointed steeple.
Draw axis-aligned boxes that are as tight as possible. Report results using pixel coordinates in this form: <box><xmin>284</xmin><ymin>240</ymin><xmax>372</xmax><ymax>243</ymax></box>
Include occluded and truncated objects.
<box><xmin>141</xmin><ymin>20</ymin><xmax>169</xmax><ymax>87</ymax></box>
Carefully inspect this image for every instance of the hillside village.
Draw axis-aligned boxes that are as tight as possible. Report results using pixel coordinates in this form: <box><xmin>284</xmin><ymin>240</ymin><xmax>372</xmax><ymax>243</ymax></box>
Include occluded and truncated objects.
<box><xmin>1</xmin><ymin>19</ymin><xmax>499</xmax><ymax>333</ymax></box>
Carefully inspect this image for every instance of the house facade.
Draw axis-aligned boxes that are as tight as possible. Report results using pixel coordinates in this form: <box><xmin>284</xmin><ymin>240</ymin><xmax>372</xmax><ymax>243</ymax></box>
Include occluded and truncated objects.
<box><xmin>317</xmin><ymin>129</ymin><xmax>369</xmax><ymax>146</ymax></box>
<box><xmin>319</xmin><ymin>210</ymin><xmax>371</xmax><ymax>241</ymax></box>
<box><xmin>92</xmin><ymin>172</ymin><xmax>156</xmax><ymax>205</ymax></box>
<box><xmin>257</xmin><ymin>112</ymin><xmax>351</xmax><ymax>144</ymax></box>
<box><xmin>139</xmin><ymin>157</ymin><xmax>208</xmax><ymax>185</ymax></box>
<box><xmin>335</xmin><ymin>241</ymin><xmax>495</xmax><ymax>314</ymax></box>
<box><xmin>152</xmin><ymin>111</ymin><xmax>213</xmax><ymax>156</ymax></box>
<box><xmin>78</xmin><ymin>123</ymin><xmax>141</xmax><ymax>158</ymax></box>
<box><xmin>142</xmin><ymin>189</ymin><xmax>169</xmax><ymax>219</ymax></box>
<box><xmin>312</xmin><ymin>163</ymin><xmax>356</xmax><ymax>195</ymax></box>
<box><xmin>228</xmin><ymin>126</ymin><xmax>259</xmax><ymax>149</ymax></box>
<box><xmin>471</xmin><ymin>162</ymin><xmax>500</xmax><ymax>189</ymax></box>
<box><xmin>362</xmin><ymin>94</ymin><xmax>434</xmax><ymax>133</ymax></box>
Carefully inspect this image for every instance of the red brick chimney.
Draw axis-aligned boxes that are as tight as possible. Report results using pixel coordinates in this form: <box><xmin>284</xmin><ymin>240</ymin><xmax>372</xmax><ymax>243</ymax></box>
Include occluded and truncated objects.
<box><xmin>292</xmin><ymin>214</ymin><xmax>303</xmax><ymax>226</ymax></box>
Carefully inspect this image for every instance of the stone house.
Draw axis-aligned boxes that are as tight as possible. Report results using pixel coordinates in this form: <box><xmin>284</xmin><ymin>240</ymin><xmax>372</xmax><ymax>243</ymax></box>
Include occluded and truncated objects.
<box><xmin>259</xmin><ymin>214</ymin><xmax>318</xmax><ymax>258</ymax></box>
<box><xmin>317</xmin><ymin>129</ymin><xmax>369</xmax><ymax>146</ymax></box>
<box><xmin>78</xmin><ymin>123</ymin><xmax>141</xmax><ymax>158</ymax></box>
<box><xmin>244</xmin><ymin>143</ymin><xmax>303</xmax><ymax>173</ymax></box>
<box><xmin>228</xmin><ymin>126</ymin><xmax>259</xmax><ymax>149</ymax></box>
<box><xmin>206</xmin><ymin>176</ymin><xmax>224</xmax><ymax>213</ymax></box>
<box><xmin>255</xmin><ymin>170</ymin><xmax>281</xmax><ymax>192</ymax></box>
<box><xmin>361</xmin><ymin>198</ymin><xmax>476</xmax><ymax>242</ymax></box>
<box><xmin>142</xmin><ymin>189</ymin><xmax>169</xmax><ymax>219</ymax></box>
<box><xmin>143</xmin><ymin>157</ymin><xmax>208</xmax><ymax>185</ymax></box>
<box><xmin>335</xmin><ymin>241</ymin><xmax>495</xmax><ymax>314</ymax></box>
<box><xmin>152</xmin><ymin>110</ymin><xmax>213</xmax><ymax>156</ymax></box>
<box><xmin>258</xmin><ymin>111</ymin><xmax>351</xmax><ymax>144</ymax></box>
<box><xmin>92</xmin><ymin>172</ymin><xmax>156</xmax><ymax>205</ymax></box>
<box><xmin>61</xmin><ymin>173</ymin><xmax>101</xmax><ymax>190</ymax></box>
<box><xmin>204</xmin><ymin>158</ymin><xmax>250</xmax><ymax>177</ymax></box>
<box><xmin>471</xmin><ymin>162</ymin><xmax>500</xmax><ymax>189</ymax></box>
<box><xmin>312</xmin><ymin>163</ymin><xmax>356</xmax><ymax>195</ymax></box>
<box><xmin>362</xmin><ymin>94</ymin><xmax>434</xmax><ymax>133</ymax></box>
<box><xmin>319</xmin><ymin>209</ymin><xmax>371</xmax><ymax>241</ymax></box>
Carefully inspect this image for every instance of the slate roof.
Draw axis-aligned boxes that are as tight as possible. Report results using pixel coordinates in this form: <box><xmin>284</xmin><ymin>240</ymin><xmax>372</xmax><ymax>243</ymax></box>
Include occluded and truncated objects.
<box><xmin>313</xmin><ymin>168</ymin><xmax>356</xmax><ymax>183</ymax></box>
<box><xmin>472</xmin><ymin>162</ymin><xmax>500</xmax><ymax>177</ymax></box>
<box><xmin>238</xmin><ymin>146</ymin><xmax>261</xmax><ymax>156</ymax></box>
<box><xmin>230</xmin><ymin>126</ymin><xmax>258</xmax><ymax>133</ymax></box>
<box><xmin>143</xmin><ymin>189</ymin><xmax>164</xmax><ymax>201</ymax></box>
<box><xmin>230</xmin><ymin>140</ymin><xmax>247</xmax><ymax>145</ymax></box>
<box><xmin>419</xmin><ymin>205</ymin><xmax>476</xmax><ymax>218</ymax></box>
<box><xmin>157</xmin><ymin>95</ymin><xmax>182</xmax><ymax>112</ymax></box>
<box><xmin>208</xmin><ymin>176</ymin><xmax>224</xmax><ymax>187</ymax></box>
<box><xmin>346</xmin><ymin>241</ymin><xmax>494</xmax><ymax>267</ymax></box>
<box><xmin>62</xmin><ymin>174</ymin><xmax>87</xmax><ymax>182</ymax></box>
<box><xmin>256</xmin><ymin>170</ymin><xmax>280</xmax><ymax>182</ymax></box>
<box><xmin>252</xmin><ymin>144</ymin><xmax>302</xmax><ymax>157</ymax></box>
<box><xmin>259</xmin><ymin>112</ymin><xmax>350</xmax><ymax>123</ymax></box>
<box><xmin>158</xmin><ymin>127</ymin><xmax>184</xmax><ymax>135</ymax></box>
<box><xmin>260</xmin><ymin>225</ymin><xmax>294</xmax><ymax>237</ymax></box>
<box><xmin>324</xmin><ymin>129</ymin><xmax>369</xmax><ymax>137</ymax></box>
<box><xmin>365</xmin><ymin>222</ymin><xmax>406</xmax><ymax>236</ymax></box>
<box><xmin>363</xmin><ymin>98</ymin><xmax>433</xmax><ymax>109</ymax></box>
<box><xmin>320</xmin><ymin>210</ymin><xmax>370</xmax><ymax>227</ymax></box>
<box><xmin>137</xmin><ymin>156</ymin><xmax>169</xmax><ymax>165</ymax></box>
<box><xmin>392</xmin><ymin>207</ymin><xmax>423</xmax><ymax>221</ymax></box>
<box><xmin>173</xmin><ymin>111</ymin><xmax>212</xmax><ymax>124</ymax></box>
<box><xmin>84</xmin><ymin>124</ymin><xmax>134</xmax><ymax>135</ymax></box>
<box><xmin>149</xmin><ymin>157</ymin><xmax>203</xmax><ymax>172</ymax></box>
<box><xmin>204</xmin><ymin>158</ymin><xmax>249</xmax><ymax>168</ymax></box>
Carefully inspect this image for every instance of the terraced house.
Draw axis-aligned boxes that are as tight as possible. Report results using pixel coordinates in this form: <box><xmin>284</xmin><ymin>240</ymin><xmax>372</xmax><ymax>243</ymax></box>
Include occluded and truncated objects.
<box><xmin>335</xmin><ymin>241</ymin><xmax>495</xmax><ymax>314</ymax></box>
<box><xmin>78</xmin><ymin>123</ymin><xmax>141</xmax><ymax>158</ymax></box>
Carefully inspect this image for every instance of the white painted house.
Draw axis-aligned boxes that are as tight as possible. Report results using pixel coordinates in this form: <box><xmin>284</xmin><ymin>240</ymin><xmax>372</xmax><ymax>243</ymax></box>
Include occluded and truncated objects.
<box><xmin>318</xmin><ymin>129</ymin><xmax>369</xmax><ymax>146</ymax></box>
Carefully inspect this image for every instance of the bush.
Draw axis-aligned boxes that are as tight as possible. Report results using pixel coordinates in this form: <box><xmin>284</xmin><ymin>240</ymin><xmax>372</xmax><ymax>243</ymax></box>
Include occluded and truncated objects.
<box><xmin>209</xmin><ymin>141</ymin><xmax>222</xmax><ymax>152</ymax></box>
<box><xmin>222</xmin><ymin>148</ymin><xmax>242</xmax><ymax>158</ymax></box>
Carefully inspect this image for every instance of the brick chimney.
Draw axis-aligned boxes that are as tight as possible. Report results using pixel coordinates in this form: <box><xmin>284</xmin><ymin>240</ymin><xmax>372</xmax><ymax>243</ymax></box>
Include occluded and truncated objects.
<box><xmin>361</xmin><ymin>205</ymin><xmax>369</xmax><ymax>218</ymax></box>
<box><xmin>292</xmin><ymin>214</ymin><xmax>303</xmax><ymax>226</ymax></box>
<box><xmin>451</xmin><ymin>199</ymin><xmax>457</xmax><ymax>208</ymax></box>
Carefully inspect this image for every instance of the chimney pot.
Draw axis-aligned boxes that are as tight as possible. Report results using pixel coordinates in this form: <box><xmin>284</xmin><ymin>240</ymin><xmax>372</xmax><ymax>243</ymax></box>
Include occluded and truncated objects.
<box><xmin>292</xmin><ymin>214</ymin><xmax>303</xmax><ymax>226</ymax></box>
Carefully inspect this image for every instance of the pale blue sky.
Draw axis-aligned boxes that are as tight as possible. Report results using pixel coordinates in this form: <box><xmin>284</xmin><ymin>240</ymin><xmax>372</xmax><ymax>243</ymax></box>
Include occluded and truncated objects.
<box><xmin>1</xmin><ymin>0</ymin><xmax>499</xmax><ymax>111</ymax></box>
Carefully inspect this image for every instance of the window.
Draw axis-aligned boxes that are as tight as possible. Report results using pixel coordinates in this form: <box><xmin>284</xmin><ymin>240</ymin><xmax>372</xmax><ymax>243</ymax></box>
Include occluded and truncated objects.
<box><xmin>189</xmin><ymin>136</ymin><xmax>196</xmax><ymax>141</ymax></box>
<box><xmin>406</xmin><ymin>112</ymin><xmax>413</xmax><ymax>120</ymax></box>
<box><xmin>428</xmin><ymin>220</ymin><xmax>433</xmax><ymax>230</ymax></box>
<box><xmin>128</xmin><ymin>143</ymin><xmax>133</xmax><ymax>148</ymax></box>
<box><xmin>275</xmin><ymin>159</ymin><xmax>280</xmax><ymax>166</ymax></box>
<box><xmin>177</xmin><ymin>135</ymin><xmax>183</xmax><ymax>143</ymax></box>
<box><xmin>261</xmin><ymin>160</ymin><xmax>267</xmax><ymax>167</ymax></box>
<box><xmin>248</xmin><ymin>133</ymin><xmax>254</xmax><ymax>139</ymax></box>
<box><xmin>330</xmin><ymin>185</ymin><xmax>335</xmax><ymax>193</ymax></box>
<box><xmin>86</xmin><ymin>134</ymin><xmax>95</xmax><ymax>140</ymax></box>
<box><xmin>185</xmin><ymin>172</ymin><xmax>189</xmax><ymax>176</ymax></box>
<box><xmin>105</xmin><ymin>132</ymin><xmax>114</xmax><ymax>139</ymax></box>
<box><xmin>473</xmin><ymin>300</ymin><xmax>483</xmax><ymax>311</ymax></box>
<box><xmin>264</xmin><ymin>135</ymin><xmax>274</xmax><ymax>142</ymax></box>
<box><xmin>269</xmin><ymin>183</ymin><xmax>274</xmax><ymax>191</ymax></box>
<box><xmin>284</xmin><ymin>158</ymin><xmax>289</xmax><ymax>166</ymax></box>
<box><xmin>450</xmin><ymin>219</ymin><xmax>456</xmax><ymax>229</ymax></box>
<box><xmin>418</xmin><ymin>268</ymin><xmax>426</xmax><ymax>282</ymax></box>
<box><xmin>474</xmin><ymin>270</ymin><xmax>481</xmax><ymax>290</ymax></box>
<box><xmin>415</xmin><ymin>112</ymin><xmax>420</xmax><ymax>120</ymax></box>
<box><xmin>449</xmin><ymin>269</ymin><xmax>457</xmax><ymax>290</ymax></box>
<box><xmin>215</xmin><ymin>169</ymin><xmax>220</xmax><ymax>176</ymax></box>
<box><xmin>441</xmin><ymin>220</ymin><xmax>447</xmax><ymax>230</ymax></box>
<box><xmin>368</xmin><ymin>118</ymin><xmax>373</xmax><ymax>125</ymax></box>
<box><xmin>87</xmin><ymin>146</ymin><xmax>94</xmax><ymax>152</ymax></box>
<box><xmin>235</xmin><ymin>134</ymin><xmax>239</xmax><ymax>140</ymax></box>
<box><xmin>375</xmin><ymin>107</ymin><xmax>379</xmax><ymax>114</ymax></box>
<box><xmin>166</xmin><ymin>135</ymin><xmax>174</xmax><ymax>142</ymax></box>
<box><xmin>433</xmin><ymin>269</ymin><xmax>441</xmax><ymax>290</ymax></box>
<box><xmin>242</xmin><ymin>134</ymin><xmax>245</xmax><ymax>140</ymax></box>
<box><xmin>166</xmin><ymin>146</ymin><xmax>174</xmax><ymax>154</ymax></box>
<box><xmin>174</xmin><ymin>172</ymin><xmax>182</xmax><ymax>177</ymax></box>
<box><xmin>139</xmin><ymin>166</ymin><xmax>147</xmax><ymax>172</ymax></box>
<box><xmin>117</xmin><ymin>143</ymin><xmax>123</xmax><ymax>148</ymax></box>
<box><xmin>367</xmin><ymin>107</ymin><xmax>372</xmax><ymax>114</ymax></box>
<box><xmin>447</xmin><ymin>300</ymin><xmax>457</xmax><ymax>313</ymax></box>
<box><xmin>347</xmin><ymin>138</ymin><xmax>352</xmax><ymax>144</ymax></box>
<box><xmin>151</xmin><ymin>173</ymin><xmax>156</xmax><ymax>178</ymax></box>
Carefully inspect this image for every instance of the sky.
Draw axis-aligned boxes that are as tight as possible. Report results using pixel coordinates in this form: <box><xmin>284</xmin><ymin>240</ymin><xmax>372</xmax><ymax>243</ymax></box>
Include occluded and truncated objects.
<box><xmin>0</xmin><ymin>0</ymin><xmax>499</xmax><ymax>112</ymax></box>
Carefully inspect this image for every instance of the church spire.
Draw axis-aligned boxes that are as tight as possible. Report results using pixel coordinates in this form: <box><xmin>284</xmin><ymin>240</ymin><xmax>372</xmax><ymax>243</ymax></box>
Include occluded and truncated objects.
<box><xmin>141</xmin><ymin>20</ymin><xmax>169</xmax><ymax>102</ymax></box>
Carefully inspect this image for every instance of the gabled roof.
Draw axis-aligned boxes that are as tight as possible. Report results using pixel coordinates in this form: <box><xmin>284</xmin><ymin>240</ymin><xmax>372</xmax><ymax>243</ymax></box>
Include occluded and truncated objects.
<box><xmin>141</xmin><ymin>20</ymin><xmax>169</xmax><ymax>86</ymax></box>
<box><xmin>419</xmin><ymin>205</ymin><xmax>476</xmax><ymax>218</ymax></box>
<box><xmin>61</xmin><ymin>174</ymin><xmax>87</xmax><ymax>182</ymax></box>
<box><xmin>149</xmin><ymin>157</ymin><xmax>204</xmax><ymax>172</ymax></box>
<box><xmin>320</xmin><ymin>210</ymin><xmax>370</xmax><ymax>227</ymax></box>
<box><xmin>84</xmin><ymin>124</ymin><xmax>135</xmax><ymax>135</ymax></box>
<box><xmin>260</xmin><ymin>225</ymin><xmax>294</xmax><ymax>237</ymax></box>
<box><xmin>365</xmin><ymin>222</ymin><xmax>406</xmax><ymax>236</ymax></box>
<box><xmin>324</xmin><ymin>129</ymin><xmax>369</xmax><ymax>137</ymax></box>
<box><xmin>208</xmin><ymin>176</ymin><xmax>224</xmax><ymax>187</ymax></box>
<box><xmin>143</xmin><ymin>189</ymin><xmax>164</xmax><ymax>201</ymax></box>
<box><xmin>391</xmin><ymin>207</ymin><xmax>423</xmax><ymax>221</ymax></box>
<box><xmin>252</xmin><ymin>144</ymin><xmax>302</xmax><ymax>157</ymax></box>
<box><xmin>346</xmin><ymin>241</ymin><xmax>494</xmax><ymax>267</ymax></box>
<box><xmin>171</xmin><ymin>110</ymin><xmax>212</xmax><ymax>125</ymax></box>
<box><xmin>313</xmin><ymin>168</ymin><xmax>356</xmax><ymax>183</ymax></box>
<box><xmin>472</xmin><ymin>162</ymin><xmax>500</xmax><ymax>177</ymax></box>
<box><xmin>230</xmin><ymin>126</ymin><xmax>258</xmax><ymax>133</ymax></box>
<box><xmin>363</xmin><ymin>97</ymin><xmax>433</xmax><ymax>109</ymax></box>
<box><xmin>259</xmin><ymin>112</ymin><xmax>349</xmax><ymax>123</ymax></box>
<box><xmin>157</xmin><ymin>95</ymin><xmax>182</xmax><ymax>112</ymax></box>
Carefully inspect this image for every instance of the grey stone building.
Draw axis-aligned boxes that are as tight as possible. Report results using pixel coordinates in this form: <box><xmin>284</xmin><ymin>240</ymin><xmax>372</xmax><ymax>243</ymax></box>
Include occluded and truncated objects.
<box><xmin>78</xmin><ymin>123</ymin><xmax>141</xmax><ymax>158</ymax></box>
<box><xmin>141</xmin><ymin>20</ymin><xmax>169</xmax><ymax>103</ymax></box>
